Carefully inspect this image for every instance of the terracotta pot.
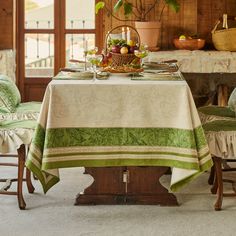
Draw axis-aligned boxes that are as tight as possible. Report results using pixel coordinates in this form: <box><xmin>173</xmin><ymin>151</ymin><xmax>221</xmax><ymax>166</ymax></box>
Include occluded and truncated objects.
<box><xmin>135</xmin><ymin>21</ymin><xmax>161</xmax><ymax>49</ymax></box>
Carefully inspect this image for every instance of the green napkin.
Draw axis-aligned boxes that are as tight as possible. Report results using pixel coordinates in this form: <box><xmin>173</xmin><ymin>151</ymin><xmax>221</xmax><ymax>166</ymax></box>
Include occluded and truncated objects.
<box><xmin>131</xmin><ymin>72</ymin><xmax>183</xmax><ymax>81</ymax></box>
<box><xmin>96</xmin><ymin>72</ymin><xmax>110</xmax><ymax>80</ymax></box>
<box><xmin>53</xmin><ymin>71</ymin><xmax>94</xmax><ymax>80</ymax></box>
<box><xmin>143</xmin><ymin>62</ymin><xmax>179</xmax><ymax>72</ymax></box>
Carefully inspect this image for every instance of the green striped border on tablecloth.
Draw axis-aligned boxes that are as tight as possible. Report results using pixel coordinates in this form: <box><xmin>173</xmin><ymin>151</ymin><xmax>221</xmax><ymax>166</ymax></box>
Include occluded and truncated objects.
<box><xmin>26</xmin><ymin>124</ymin><xmax>212</xmax><ymax>193</ymax></box>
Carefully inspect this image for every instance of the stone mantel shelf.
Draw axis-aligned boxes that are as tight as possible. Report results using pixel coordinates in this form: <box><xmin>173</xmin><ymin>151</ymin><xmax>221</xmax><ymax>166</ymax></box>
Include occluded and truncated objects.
<box><xmin>148</xmin><ymin>50</ymin><xmax>236</xmax><ymax>74</ymax></box>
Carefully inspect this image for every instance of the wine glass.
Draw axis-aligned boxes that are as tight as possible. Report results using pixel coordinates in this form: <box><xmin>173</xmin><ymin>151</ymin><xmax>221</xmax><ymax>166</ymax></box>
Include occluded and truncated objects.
<box><xmin>84</xmin><ymin>47</ymin><xmax>98</xmax><ymax>71</ymax></box>
<box><xmin>88</xmin><ymin>54</ymin><xmax>103</xmax><ymax>81</ymax></box>
<box><xmin>134</xmin><ymin>46</ymin><xmax>149</xmax><ymax>67</ymax></box>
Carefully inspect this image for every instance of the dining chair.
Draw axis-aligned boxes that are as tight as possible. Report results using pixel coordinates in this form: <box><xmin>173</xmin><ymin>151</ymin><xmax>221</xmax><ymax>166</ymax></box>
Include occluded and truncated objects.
<box><xmin>198</xmin><ymin>88</ymin><xmax>236</xmax><ymax>210</ymax></box>
<box><xmin>0</xmin><ymin>74</ymin><xmax>41</xmax><ymax>209</ymax></box>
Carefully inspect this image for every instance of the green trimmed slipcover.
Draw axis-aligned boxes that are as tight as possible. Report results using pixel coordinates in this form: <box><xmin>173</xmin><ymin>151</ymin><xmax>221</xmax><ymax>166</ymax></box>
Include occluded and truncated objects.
<box><xmin>198</xmin><ymin>105</ymin><xmax>236</xmax><ymax>158</ymax></box>
<box><xmin>0</xmin><ymin>102</ymin><xmax>41</xmax><ymax>121</ymax></box>
<box><xmin>0</xmin><ymin>75</ymin><xmax>21</xmax><ymax>112</ymax></box>
<box><xmin>0</xmin><ymin>120</ymin><xmax>37</xmax><ymax>153</ymax></box>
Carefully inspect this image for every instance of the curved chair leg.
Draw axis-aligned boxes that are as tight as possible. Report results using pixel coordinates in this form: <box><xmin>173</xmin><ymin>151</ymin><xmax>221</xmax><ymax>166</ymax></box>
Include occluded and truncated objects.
<box><xmin>213</xmin><ymin>156</ymin><xmax>223</xmax><ymax>211</ymax></box>
<box><xmin>26</xmin><ymin>168</ymin><xmax>35</xmax><ymax>194</ymax></box>
<box><xmin>17</xmin><ymin>144</ymin><xmax>26</xmax><ymax>210</ymax></box>
<box><xmin>211</xmin><ymin>170</ymin><xmax>218</xmax><ymax>194</ymax></box>
<box><xmin>208</xmin><ymin>165</ymin><xmax>215</xmax><ymax>185</ymax></box>
<box><xmin>211</xmin><ymin>162</ymin><xmax>218</xmax><ymax>194</ymax></box>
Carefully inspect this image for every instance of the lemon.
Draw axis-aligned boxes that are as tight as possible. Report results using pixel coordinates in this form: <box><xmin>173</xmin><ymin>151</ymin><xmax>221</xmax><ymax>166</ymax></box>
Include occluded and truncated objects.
<box><xmin>128</xmin><ymin>40</ymin><xmax>135</xmax><ymax>46</ymax></box>
<box><xmin>179</xmin><ymin>35</ymin><xmax>186</xmax><ymax>40</ymax></box>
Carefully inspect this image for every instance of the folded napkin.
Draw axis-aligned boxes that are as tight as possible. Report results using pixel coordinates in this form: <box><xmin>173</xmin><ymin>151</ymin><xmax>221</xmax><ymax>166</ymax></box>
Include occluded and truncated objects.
<box><xmin>96</xmin><ymin>71</ymin><xmax>110</xmax><ymax>80</ymax></box>
<box><xmin>131</xmin><ymin>72</ymin><xmax>183</xmax><ymax>81</ymax></box>
<box><xmin>53</xmin><ymin>71</ymin><xmax>94</xmax><ymax>80</ymax></box>
<box><xmin>143</xmin><ymin>62</ymin><xmax>179</xmax><ymax>72</ymax></box>
<box><xmin>60</xmin><ymin>68</ymin><xmax>82</xmax><ymax>72</ymax></box>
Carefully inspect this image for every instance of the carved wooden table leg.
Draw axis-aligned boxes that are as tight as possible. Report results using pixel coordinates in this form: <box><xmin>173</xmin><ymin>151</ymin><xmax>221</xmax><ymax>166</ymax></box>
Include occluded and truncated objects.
<box><xmin>17</xmin><ymin>144</ymin><xmax>26</xmax><ymax>210</ymax></box>
<box><xmin>212</xmin><ymin>156</ymin><xmax>223</xmax><ymax>211</ymax></box>
<box><xmin>75</xmin><ymin>167</ymin><xmax>126</xmax><ymax>205</ymax></box>
<box><xmin>126</xmin><ymin>167</ymin><xmax>178</xmax><ymax>205</ymax></box>
<box><xmin>75</xmin><ymin>166</ymin><xmax>178</xmax><ymax>206</ymax></box>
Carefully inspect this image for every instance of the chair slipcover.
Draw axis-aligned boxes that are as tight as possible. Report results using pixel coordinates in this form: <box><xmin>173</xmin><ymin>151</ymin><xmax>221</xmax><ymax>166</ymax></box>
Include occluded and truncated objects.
<box><xmin>198</xmin><ymin>105</ymin><xmax>236</xmax><ymax>158</ymax></box>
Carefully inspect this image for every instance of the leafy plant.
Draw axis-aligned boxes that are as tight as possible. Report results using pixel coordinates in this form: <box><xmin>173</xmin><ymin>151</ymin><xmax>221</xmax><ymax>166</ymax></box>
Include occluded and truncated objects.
<box><xmin>108</xmin><ymin>38</ymin><xmax>127</xmax><ymax>46</ymax></box>
<box><xmin>96</xmin><ymin>0</ymin><xmax>180</xmax><ymax>22</ymax></box>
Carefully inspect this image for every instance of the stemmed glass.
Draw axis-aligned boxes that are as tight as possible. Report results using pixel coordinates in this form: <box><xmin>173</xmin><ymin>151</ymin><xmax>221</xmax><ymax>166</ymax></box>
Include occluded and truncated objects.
<box><xmin>88</xmin><ymin>54</ymin><xmax>103</xmax><ymax>81</ymax></box>
<box><xmin>83</xmin><ymin>50</ymin><xmax>88</xmax><ymax>71</ymax></box>
<box><xmin>84</xmin><ymin>47</ymin><xmax>98</xmax><ymax>72</ymax></box>
<box><xmin>134</xmin><ymin>46</ymin><xmax>149</xmax><ymax>67</ymax></box>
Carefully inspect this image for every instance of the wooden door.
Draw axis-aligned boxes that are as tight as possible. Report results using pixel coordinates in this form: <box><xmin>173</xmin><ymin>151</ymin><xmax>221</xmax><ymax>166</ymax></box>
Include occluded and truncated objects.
<box><xmin>16</xmin><ymin>0</ymin><xmax>103</xmax><ymax>102</ymax></box>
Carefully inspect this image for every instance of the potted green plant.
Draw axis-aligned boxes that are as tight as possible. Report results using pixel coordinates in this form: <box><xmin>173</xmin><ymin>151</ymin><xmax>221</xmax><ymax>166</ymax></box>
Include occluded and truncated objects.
<box><xmin>96</xmin><ymin>0</ymin><xmax>180</xmax><ymax>49</ymax></box>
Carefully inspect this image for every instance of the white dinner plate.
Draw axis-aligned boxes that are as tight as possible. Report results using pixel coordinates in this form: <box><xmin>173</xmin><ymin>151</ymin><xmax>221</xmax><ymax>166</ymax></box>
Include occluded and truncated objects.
<box><xmin>67</xmin><ymin>72</ymin><xmax>94</xmax><ymax>79</ymax></box>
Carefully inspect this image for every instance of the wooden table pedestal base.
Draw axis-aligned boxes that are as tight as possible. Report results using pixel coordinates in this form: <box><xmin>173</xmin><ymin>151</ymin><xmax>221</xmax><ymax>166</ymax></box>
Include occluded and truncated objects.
<box><xmin>75</xmin><ymin>166</ymin><xmax>178</xmax><ymax>206</ymax></box>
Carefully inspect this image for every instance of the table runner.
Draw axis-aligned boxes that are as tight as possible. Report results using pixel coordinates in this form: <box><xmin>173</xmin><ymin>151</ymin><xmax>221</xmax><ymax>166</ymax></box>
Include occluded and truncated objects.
<box><xmin>26</xmin><ymin>74</ymin><xmax>212</xmax><ymax>193</ymax></box>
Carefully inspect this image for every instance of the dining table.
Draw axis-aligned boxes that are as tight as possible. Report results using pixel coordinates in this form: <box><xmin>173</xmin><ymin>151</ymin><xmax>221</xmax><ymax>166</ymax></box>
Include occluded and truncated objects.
<box><xmin>26</xmin><ymin>70</ymin><xmax>212</xmax><ymax>206</ymax></box>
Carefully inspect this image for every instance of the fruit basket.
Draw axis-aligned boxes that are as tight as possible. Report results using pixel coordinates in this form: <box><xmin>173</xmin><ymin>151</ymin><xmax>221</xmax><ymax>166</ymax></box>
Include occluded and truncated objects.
<box><xmin>104</xmin><ymin>25</ymin><xmax>141</xmax><ymax>66</ymax></box>
<box><xmin>212</xmin><ymin>15</ymin><xmax>236</xmax><ymax>51</ymax></box>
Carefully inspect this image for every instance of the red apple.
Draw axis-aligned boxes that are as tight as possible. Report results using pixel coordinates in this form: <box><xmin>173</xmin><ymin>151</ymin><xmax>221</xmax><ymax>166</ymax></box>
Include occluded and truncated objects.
<box><xmin>111</xmin><ymin>45</ymin><xmax>121</xmax><ymax>53</ymax></box>
<box><xmin>129</xmin><ymin>46</ymin><xmax>135</xmax><ymax>53</ymax></box>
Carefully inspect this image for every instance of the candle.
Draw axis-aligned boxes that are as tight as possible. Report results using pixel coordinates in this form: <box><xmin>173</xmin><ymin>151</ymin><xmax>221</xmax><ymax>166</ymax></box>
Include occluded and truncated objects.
<box><xmin>127</xmin><ymin>27</ymin><xmax>130</xmax><ymax>43</ymax></box>
<box><xmin>122</xmin><ymin>27</ymin><xmax>126</xmax><ymax>40</ymax></box>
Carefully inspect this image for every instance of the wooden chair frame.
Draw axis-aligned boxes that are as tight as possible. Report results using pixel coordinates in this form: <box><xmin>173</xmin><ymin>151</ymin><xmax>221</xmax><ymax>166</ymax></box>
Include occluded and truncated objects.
<box><xmin>209</xmin><ymin>156</ymin><xmax>236</xmax><ymax>211</ymax></box>
<box><xmin>0</xmin><ymin>144</ymin><xmax>34</xmax><ymax>210</ymax></box>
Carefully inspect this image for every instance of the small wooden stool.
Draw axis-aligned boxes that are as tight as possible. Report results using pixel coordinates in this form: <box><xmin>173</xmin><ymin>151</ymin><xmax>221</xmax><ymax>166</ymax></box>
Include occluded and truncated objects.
<box><xmin>0</xmin><ymin>144</ymin><xmax>34</xmax><ymax>210</ymax></box>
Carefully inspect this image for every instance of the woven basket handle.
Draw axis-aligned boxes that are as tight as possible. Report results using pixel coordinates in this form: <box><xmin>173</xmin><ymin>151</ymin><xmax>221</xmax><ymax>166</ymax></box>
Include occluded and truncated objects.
<box><xmin>212</xmin><ymin>14</ymin><xmax>236</xmax><ymax>34</ymax></box>
<box><xmin>212</xmin><ymin>20</ymin><xmax>221</xmax><ymax>34</ymax></box>
<box><xmin>104</xmin><ymin>25</ymin><xmax>141</xmax><ymax>54</ymax></box>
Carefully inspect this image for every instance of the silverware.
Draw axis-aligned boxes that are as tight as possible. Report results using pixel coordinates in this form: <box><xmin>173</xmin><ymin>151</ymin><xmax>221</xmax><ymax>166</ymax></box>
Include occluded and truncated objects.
<box><xmin>141</xmin><ymin>70</ymin><xmax>170</xmax><ymax>74</ymax></box>
<box><xmin>144</xmin><ymin>60</ymin><xmax>178</xmax><ymax>64</ymax></box>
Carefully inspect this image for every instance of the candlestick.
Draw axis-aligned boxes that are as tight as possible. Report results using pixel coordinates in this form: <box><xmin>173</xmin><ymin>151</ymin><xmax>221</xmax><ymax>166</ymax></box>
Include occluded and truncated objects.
<box><xmin>127</xmin><ymin>27</ymin><xmax>130</xmax><ymax>43</ymax></box>
<box><xmin>84</xmin><ymin>39</ymin><xmax>88</xmax><ymax>71</ymax></box>
<box><xmin>84</xmin><ymin>39</ymin><xmax>88</xmax><ymax>52</ymax></box>
<box><xmin>122</xmin><ymin>27</ymin><xmax>126</xmax><ymax>40</ymax></box>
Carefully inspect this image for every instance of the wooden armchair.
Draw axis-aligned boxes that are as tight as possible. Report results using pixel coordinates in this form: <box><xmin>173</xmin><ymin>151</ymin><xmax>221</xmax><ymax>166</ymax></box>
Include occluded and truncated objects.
<box><xmin>198</xmin><ymin>88</ymin><xmax>236</xmax><ymax>210</ymax></box>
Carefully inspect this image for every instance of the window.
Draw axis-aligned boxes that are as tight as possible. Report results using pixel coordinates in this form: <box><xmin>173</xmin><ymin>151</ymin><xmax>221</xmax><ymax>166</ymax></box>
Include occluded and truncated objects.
<box><xmin>17</xmin><ymin>0</ymin><xmax>102</xmax><ymax>99</ymax></box>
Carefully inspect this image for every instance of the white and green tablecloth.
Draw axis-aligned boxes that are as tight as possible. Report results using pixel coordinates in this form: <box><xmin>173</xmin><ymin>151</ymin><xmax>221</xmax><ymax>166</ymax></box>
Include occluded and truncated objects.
<box><xmin>26</xmin><ymin>74</ymin><xmax>212</xmax><ymax>193</ymax></box>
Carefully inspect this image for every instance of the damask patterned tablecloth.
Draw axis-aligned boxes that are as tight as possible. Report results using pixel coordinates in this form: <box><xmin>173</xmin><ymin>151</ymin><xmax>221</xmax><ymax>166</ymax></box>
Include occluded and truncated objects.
<box><xmin>26</xmin><ymin>75</ymin><xmax>212</xmax><ymax>193</ymax></box>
